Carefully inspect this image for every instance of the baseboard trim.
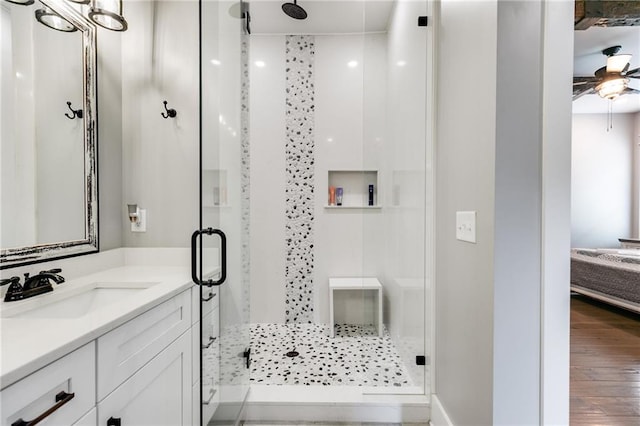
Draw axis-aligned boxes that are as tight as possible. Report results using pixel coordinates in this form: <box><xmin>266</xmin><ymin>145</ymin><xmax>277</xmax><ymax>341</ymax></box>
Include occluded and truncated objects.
<box><xmin>430</xmin><ymin>395</ymin><xmax>454</xmax><ymax>426</ymax></box>
<box><xmin>243</xmin><ymin>385</ymin><xmax>430</xmax><ymax>423</ymax></box>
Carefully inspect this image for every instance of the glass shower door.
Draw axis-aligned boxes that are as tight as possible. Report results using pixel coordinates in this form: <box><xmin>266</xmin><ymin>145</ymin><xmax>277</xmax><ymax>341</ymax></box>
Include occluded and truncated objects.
<box><xmin>197</xmin><ymin>1</ymin><xmax>250</xmax><ymax>424</ymax></box>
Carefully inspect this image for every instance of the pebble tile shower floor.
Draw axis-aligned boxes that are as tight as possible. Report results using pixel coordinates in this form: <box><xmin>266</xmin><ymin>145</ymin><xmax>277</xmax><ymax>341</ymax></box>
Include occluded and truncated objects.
<box><xmin>249</xmin><ymin>323</ymin><xmax>413</xmax><ymax>387</ymax></box>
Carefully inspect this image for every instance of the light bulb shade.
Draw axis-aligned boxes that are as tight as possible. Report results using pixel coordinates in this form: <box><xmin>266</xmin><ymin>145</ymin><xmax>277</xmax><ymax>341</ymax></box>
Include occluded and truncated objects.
<box><xmin>89</xmin><ymin>0</ymin><xmax>127</xmax><ymax>31</ymax></box>
<box><xmin>35</xmin><ymin>6</ymin><xmax>77</xmax><ymax>32</ymax></box>
<box><xmin>606</xmin><ymin>54</ymin><xmax>632</xmax><ymax>73</ymax></box>
<box><xmin>596</xmin><ymin>77</ymin><xmax>629</xmax><ymax>100</ymax></box>
<box><xmin>4</xmin><ymin>0</ymin><xmax>35</xmax><ymax>5</ymax></box>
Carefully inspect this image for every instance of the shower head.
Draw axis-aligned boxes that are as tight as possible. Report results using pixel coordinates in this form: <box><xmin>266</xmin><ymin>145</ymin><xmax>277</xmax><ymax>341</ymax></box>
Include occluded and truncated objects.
<box><xmin>282</xmin><ymin>0</ymin><xmax>307</xmax><ymax>20</ymax></box>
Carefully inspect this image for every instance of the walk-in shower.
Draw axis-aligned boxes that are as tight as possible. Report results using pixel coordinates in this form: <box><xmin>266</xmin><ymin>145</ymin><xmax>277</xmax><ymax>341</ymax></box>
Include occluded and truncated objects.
<box><xmin>199</xmin><ymin>0</ymin><xmax>432</xmax><ymax>423</ymax></box>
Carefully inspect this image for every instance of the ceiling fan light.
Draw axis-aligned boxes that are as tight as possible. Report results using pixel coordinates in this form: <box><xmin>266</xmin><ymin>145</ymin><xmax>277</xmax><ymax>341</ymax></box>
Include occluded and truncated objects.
<box><xmin>596</xmin><ymin>77</ymin><xmax>628</xmax><ymax>100</ymax></box>
<box><xmin>606</xmin><ymin>54</ymin><xmax>632</xmax><ymax>73</ymax></box>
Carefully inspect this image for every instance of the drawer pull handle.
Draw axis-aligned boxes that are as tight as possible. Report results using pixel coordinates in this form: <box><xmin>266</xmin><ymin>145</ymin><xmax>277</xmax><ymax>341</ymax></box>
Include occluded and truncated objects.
<box><xmin>202</xmin><ymin>336</ymin><xmax>216</xmax><ymax>349</ymax></box>
<box><xmin>202</xmin><ymin>292</ymin><xmax>216</xmax><ymax>302</ymax></box>
<box><xmin>11</xmin><ymin>391</ymin><xmax>75</xmax><ymax>426</ymax></box>
<box><xmin>203</xmin><ymin>387</ymin><xmax>216</xmax><ymax>405</ymax></box>
<box><xmin>107</xmin><ymin>417</ymin><xmax>121</xmax><ymax>426</ymax></box>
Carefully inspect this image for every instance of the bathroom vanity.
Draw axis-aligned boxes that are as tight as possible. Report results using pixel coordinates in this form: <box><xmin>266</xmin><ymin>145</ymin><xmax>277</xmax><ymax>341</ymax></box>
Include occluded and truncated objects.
<box><xmin>0</xmin><ymin>252</ymin><xmax>219</xmax><ymax>426</ymax></box>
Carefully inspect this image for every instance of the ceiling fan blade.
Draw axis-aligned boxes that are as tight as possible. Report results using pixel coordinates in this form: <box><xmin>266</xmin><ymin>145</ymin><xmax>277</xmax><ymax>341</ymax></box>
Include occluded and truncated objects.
<box><xmin>621</xmin><ymin>87</ymin><xmax>640</xmax><ymax>95</ymax></box>
<box><xmin>573</xmin><ymin>76</ymin><xmax>598</xmax><ymax>89</ymax></box>
<box><xmin>625</xmin><ymin>67</ymin><xmax>640</xmax><ymax>76</ymax></box>
<box><xmin>573</xmin><ymin>86</ymin><xmax>595</xmax><ymax>101</ymax></box>
<box><xmin>606</xmin><ymin>54</ymin><xmax>632</xmax><ymax>73</ymax></box>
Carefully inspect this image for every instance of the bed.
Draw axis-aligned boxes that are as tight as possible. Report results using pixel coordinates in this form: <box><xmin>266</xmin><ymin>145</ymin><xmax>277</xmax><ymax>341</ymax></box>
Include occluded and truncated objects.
<box><xmin>570</xmin><ymin>248</ymin><xmax>640</xmax><ymax>313</ymax></box>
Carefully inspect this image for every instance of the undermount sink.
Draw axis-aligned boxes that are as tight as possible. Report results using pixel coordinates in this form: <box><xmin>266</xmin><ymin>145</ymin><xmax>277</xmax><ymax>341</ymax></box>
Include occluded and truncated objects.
<box><xmin>2</xmin><ymin>281</ymin><xmax>159</xmax><ymax>319</ymax></box>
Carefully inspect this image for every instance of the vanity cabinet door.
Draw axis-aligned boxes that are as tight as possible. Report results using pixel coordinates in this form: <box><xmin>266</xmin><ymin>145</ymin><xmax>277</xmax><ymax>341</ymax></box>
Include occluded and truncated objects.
<box><xmin>97</xmin><ymin>330</ymin><xmax>192</xmax><ymax>426</ymax></box>
<box><xmin>0</xmin><ymin>343</ymin><xmax>95</xmax><ymax>426</ymax></box>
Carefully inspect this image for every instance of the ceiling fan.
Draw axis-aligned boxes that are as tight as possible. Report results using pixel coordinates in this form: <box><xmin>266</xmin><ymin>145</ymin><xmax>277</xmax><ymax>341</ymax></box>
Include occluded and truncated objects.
<box><xmin>573</xmin><ymin>45</ymin><xmax>640</xmax><ymax>101</ymax></box>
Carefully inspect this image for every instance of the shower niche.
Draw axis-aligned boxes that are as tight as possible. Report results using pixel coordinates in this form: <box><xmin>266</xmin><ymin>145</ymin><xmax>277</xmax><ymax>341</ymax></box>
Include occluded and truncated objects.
<box><xmin>325</xmin><ymin>170</ymin><xmax>380</xmax><ymax>209</ymax></box>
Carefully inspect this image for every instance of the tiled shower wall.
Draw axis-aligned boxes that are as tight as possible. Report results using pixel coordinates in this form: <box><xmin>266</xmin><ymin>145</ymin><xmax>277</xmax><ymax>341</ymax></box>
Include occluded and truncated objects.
<box><xmin>249</xmin><ymin>34</ymin><xmax>387</xmax><ymax>325</ymax></box>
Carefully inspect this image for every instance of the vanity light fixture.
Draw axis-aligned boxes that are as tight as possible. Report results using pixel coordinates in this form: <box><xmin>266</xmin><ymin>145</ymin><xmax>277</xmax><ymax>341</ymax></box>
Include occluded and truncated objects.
<box><xmin>4</xmin><ymin>0</ymin><xmax>128</xmax><ymax>32</ymax></box>
<box><xmin>35</xmin><ymin>5</ymin><xmax>77</xmax><ymax>32</ymax></box>
<box><xmin>88</xmin><ymin>0</ymin><xmax>128</xmax><ymax>32</ymax></box>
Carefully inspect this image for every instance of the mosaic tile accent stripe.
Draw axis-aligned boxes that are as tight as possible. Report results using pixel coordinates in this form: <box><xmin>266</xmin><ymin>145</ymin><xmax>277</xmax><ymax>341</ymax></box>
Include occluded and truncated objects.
<box><xmin>284</xmin><ymin>35</ymin><xmax>316</xmax><ymax>324</ymax></box>
<box><xmin>241</xmin><ymin>34</ymin><xmax>251</xmax><ymax>322</ymax></box>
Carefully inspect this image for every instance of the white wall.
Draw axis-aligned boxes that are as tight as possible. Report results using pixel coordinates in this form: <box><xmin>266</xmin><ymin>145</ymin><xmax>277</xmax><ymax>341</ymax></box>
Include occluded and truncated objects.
<box><xmin>97</xmin><ymin>28</ymin><xmax>124</xmax><ymax>251</ymax></box>
<box><xmin>435</xmin><ymin>2</ymin><xmax>497</xmax><ymax>423</ymax></box>
<box><xmin>571</xmin><ymin>113</ymin><xmax>636</xmax><ymax>248</ymax></box>
<box><xmin>434</xmin><ymin>1</ymin><xmax>572</xmax><ymax>424</ymax></box>
<box><xmin>314</xmin><ymin>34</ymin><xmax>386</xmax><ymax>325</ymax></box>
<box><xmin>249</xmin><ymin>35</ymin><xmax>287</xmax><ymax>324</ymax></box>
<box><xmin>120</xmin><ymin>0</ymin><xmax>199</xmax><ymax>248</ymax></box>
<box><xmin>248</xmin><ymin>34</ymin><xmax>387</xmax><ymax>325</ymax></box>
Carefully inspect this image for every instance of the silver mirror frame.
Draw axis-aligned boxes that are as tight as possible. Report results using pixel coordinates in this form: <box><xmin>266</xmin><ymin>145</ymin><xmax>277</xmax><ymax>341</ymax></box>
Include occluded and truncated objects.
<box><xmin>1</xmin><ymin>0</ymin><xmax>98</xmax><ymax>269</ymax></box>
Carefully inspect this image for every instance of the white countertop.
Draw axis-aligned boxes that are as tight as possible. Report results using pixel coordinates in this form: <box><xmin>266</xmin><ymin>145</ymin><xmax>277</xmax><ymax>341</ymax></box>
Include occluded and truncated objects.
<box><xmin>0</xmin><ymin>265</ymin><xmax>195</xmax><ymax>390</ymax></box>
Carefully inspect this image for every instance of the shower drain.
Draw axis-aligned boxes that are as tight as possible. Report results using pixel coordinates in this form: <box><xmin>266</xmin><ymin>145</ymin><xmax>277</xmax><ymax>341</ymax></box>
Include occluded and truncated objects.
<box><xmin>286</xmin><ymin>350</ymin><xmax>299</xmax><ymax>358</ymax></box>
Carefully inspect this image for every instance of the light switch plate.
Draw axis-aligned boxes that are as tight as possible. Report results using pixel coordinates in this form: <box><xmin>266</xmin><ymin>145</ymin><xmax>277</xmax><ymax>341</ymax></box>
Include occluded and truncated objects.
<box><xmin>131</xmin><ymin>209</ymin><xmax>147</xmax><ymax>232</ymax></box>
<box><xmin>456</xmin><ymin>211</ymin><xmax>476</xmax><ymax>243</ymax></box>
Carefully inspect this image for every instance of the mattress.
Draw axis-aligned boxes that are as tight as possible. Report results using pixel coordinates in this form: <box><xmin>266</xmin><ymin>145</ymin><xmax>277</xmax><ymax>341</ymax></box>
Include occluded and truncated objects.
<box><xmin>571</xmin><ymin>249</ymin><xmax>640</xmax><ymax>305</ymax></box>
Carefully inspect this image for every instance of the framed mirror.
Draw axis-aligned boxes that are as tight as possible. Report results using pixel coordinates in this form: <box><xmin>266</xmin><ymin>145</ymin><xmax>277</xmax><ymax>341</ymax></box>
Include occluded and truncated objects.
<box><xmin>1</xmin><ymin>0</ymin><xmax>98</xmax><ymax>269</ymax></box>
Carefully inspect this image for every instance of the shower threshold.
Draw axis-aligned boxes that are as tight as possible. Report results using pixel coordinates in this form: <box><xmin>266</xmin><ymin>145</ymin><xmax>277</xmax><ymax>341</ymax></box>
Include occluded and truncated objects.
<box><xmin>243</xmin><ymin>385</ymin><xmax>429</xmax><ymax>424</ymax></box>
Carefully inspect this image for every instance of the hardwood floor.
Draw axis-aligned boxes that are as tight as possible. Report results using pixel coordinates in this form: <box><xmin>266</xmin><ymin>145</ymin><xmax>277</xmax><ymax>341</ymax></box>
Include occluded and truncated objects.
<box><xmin>571</xmin><ymin>295</ymin><xmax>640</xmax><ymax>425</ymax></box>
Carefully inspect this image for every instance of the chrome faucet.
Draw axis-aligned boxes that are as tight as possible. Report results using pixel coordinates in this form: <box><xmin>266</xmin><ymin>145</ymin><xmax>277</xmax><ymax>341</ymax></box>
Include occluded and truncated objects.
<box><xmin>1</xmin><ymin>268</ymin><xmax>65</xmax><ymax>302</ymax></box>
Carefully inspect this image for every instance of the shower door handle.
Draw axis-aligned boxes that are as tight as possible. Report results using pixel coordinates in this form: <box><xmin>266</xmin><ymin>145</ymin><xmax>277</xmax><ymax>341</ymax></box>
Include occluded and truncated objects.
<box><xmin>191</xmin><ymin>228</ymin><xmax>227</xmax><ymax>286</ymax></box>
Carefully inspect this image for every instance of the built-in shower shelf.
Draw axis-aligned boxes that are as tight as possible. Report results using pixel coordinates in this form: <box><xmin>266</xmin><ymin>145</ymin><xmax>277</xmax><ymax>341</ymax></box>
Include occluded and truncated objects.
<box><xmin>326</xmin><ymin>170</ymin><xmax>379</xmax><ymax>208</ymax></box>
<box><xmin>324</xmin><ymin>205</ymin><xmax>382</xmax><ymax>209</ymax></box>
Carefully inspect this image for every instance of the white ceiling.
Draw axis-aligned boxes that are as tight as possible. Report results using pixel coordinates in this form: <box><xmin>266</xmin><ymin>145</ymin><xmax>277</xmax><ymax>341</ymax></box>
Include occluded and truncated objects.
<box><xmin>573</xmin><ymin>26</ymin><xmax>640</xmax><ymax>114</ymax></box>
<box><xmin>247</xmin><ymin>0</ymin><xmax>395</xmax><ymax>35</ymax></box>
<box><xmin>247</xmin><ymin>2</ymin><xmax>639</xmax><ymax>114</ymax></box>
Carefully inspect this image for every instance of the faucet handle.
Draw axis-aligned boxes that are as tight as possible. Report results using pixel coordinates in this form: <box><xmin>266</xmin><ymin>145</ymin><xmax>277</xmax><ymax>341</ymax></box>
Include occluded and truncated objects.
<box><xmin>0</xmin><ymin>276</ymin><xmax>20</xmax><ymax>286</ymax></box>
<box><xmin>39</xmin><ymin>268</ymin><xmax>62</xmax><ymax>274</ymax></box>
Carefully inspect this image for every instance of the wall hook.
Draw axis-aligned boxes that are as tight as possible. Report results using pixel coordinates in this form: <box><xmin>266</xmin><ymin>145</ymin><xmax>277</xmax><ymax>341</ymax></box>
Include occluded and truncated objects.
<box><xmin>161</xmin><ymin>101</ymin><xmax>177</xmax><ymax>119</ymax></box>
<box><xmin>65</xmin><ymin>101</ymin><xmax>83</xmax><ymax>120</ymax></box>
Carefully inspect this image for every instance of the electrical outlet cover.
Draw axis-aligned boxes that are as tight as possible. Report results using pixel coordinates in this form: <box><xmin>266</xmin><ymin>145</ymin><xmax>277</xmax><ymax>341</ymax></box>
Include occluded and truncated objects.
<box><xmin>456</xmin><ymin>211</ymin><xmax>476</xmax><ymax>243</ymax></box>
<box><xmin>131</xmin><ymin>209</ymin><xmax>147</xmax><ymax>232</ymax></box>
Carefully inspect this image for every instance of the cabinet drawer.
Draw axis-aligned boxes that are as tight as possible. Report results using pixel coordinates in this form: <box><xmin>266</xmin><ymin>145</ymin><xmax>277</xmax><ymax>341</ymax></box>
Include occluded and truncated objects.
<box><xmin>191</xmin><ymin>285</ymin><xmax>218</xmax><ymax>324</ymax></box>
<box><xmin>1</xmin><ymin>343</ymin><xmax>95</xmax><ymax>426</ymax></box>
<box><xmin>97</xmin><ymin>289</ymin><xmax>191</xmax><ymax>401</ymax></box>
